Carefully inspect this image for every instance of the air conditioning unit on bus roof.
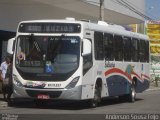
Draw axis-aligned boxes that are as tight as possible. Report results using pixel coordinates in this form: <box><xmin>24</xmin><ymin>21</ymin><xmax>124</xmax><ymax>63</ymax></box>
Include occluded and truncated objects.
<box><xmin>112</xmin><ymin>24</ymin><xmax>125</xmax><ymax>30</ymax></box>
<box><xmin>80</xmin><ymin>19</ymin><xmax>91</xmax><ymax>22</ymax></box>
<box><xmin>65</xmin><ymin>17</ymin><xmax>76</xmax><ymax>21</ymax></box>
<box><xmin>98</xmin><ymin>21</ymin><xmax>109</xmax><ymax>26</ymax></box>
<box><xmin>98</xmin><ymin>21</ymin><xmax>126</xmax><ymax>30</ymax></box>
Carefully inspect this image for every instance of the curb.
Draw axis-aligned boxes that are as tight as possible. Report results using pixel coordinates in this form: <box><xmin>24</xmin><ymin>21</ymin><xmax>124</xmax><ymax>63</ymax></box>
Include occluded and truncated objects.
<box><xmin>0</xmin><ymin>101</ymin><xmax>7</xmax><ymax>107</ymax></box>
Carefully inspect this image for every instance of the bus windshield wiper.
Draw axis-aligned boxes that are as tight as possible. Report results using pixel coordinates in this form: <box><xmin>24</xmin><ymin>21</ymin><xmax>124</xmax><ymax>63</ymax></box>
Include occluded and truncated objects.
<box><xmin>28</xmin><ymin>34</ymin><xmax>44</xmax><ymax>59</ymax></box>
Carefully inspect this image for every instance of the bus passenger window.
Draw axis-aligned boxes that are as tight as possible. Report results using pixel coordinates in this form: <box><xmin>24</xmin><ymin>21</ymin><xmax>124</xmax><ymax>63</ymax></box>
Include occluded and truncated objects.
<box><xmin>123</xmin><ymin>37</ymin><xmax>131</xmax><ymax>61</ymax></box>
<box><xmin>94</xmin><ymin>32</ymin><xmax>104</xmax><ymax>60</ymax></box>
<box><xmin>139</xmin><ymin>40</ymin><xmax>146</xmax><ymax>62</ymax></box>
<box><xmin>104</xmin><ymin>33</ymin><xmax>114</xmax><ymax>60</ymax></box>
<box><xmin>145</xmin><ymin>41</ymin><xmax>149</xmax><ymax>62</ymax></box>
<box><xmin>131</xmin><ymin>38</ymin><xmax>139</xmax><ymax>62</ymax></box>
<box><xmin>114</xmin><ymin>35</ymin><xmax>123</xmax><ymax>61</ymax></box>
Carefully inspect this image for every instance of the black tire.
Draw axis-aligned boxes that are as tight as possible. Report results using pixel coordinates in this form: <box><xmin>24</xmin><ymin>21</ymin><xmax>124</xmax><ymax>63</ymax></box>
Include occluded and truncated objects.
<box><xmin>127</xmin><ymin>81</ymin><xmax>136</xmax><ymax>102</ymax></box>
<box><xmin>89</xmin><ymin>84</ymin><xmax>101</xmax><ymax>108</ymax></box>
<box><xmin>119</xmin><ymin>95</ymin><xmax>127</xmax><ymax>102</ymax></box>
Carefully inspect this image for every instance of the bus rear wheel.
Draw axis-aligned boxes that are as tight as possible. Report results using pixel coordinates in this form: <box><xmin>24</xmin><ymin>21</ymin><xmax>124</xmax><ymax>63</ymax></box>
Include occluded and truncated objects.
<box><xmin>127</xmin><ymin>81</ymin><xmax>136</xmax><ymax>102</ymax></box>
<box><xmin>89</xmin><ymin>84</ymin><xmax>101</xmax><ymax>108</ymax></box>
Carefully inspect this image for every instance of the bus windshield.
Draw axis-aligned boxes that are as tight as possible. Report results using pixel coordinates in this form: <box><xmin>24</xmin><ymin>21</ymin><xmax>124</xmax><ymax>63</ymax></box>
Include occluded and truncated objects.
<box><xmin>15</xmin><ymin>35</ymin><xmax>80</xmax><ymax>81</ymax></box>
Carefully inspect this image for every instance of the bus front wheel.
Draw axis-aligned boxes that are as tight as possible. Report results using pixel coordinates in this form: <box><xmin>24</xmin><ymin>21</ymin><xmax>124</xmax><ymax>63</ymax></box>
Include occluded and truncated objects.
<box><xmin>89</xmin><ymin>84</ymin><xmax>101</xmax><ymax>108</ymax></box>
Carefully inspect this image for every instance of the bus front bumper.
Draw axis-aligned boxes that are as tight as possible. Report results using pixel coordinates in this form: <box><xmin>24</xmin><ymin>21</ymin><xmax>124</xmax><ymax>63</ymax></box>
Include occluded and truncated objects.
<box><xmin>13</xmin><ymin>85</ymin><xmax>82</xmax><ymax>100</ymax></box>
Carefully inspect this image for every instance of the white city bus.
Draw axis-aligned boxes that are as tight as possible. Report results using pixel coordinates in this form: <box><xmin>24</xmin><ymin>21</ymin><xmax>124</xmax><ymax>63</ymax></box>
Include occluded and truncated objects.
<box><xmin>9</xmin><ymin>18</ymin><xmax>150</xmax><ymax>107</ymax></box>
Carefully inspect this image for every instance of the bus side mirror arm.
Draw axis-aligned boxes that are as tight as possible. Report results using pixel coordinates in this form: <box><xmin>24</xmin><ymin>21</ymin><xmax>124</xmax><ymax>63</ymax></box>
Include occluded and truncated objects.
<box><xmin>7</xmin><ymin>37</ymin><xmax>16</xmax><ymax>55</ymax></box>
<box><xmin>82</xmin><ymin>39</ymin><xmax>91</xmax><ymax>56</ymax></box>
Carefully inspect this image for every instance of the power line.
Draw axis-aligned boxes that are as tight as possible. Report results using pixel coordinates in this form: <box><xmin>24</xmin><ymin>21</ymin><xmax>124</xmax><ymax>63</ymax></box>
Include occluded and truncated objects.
<box><xmin>118</xmin><ymin>0</ymin><xmax>152</xmax><ymax>20</ymax></box>
<box><xmin>120</xmin><ymin>0</ymin><xmax>152</xmax><ymax>20</ymax></box>
<box><xmin>122</xmin><ymin>0</ymin><xmax>158</xmax><ymax>20</ymax></box>
<box><xmin>112</xmin><ymin>0</ymin><xmax>153</xmax><ymax>20</ymax></box>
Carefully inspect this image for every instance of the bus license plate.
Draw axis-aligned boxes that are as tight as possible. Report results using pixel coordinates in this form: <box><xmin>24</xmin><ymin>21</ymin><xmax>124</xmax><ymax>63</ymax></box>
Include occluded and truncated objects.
<box><xmin>37</xmin><ymin>94</ymin><xmax>50</xmax><ymax>99</ymax></box>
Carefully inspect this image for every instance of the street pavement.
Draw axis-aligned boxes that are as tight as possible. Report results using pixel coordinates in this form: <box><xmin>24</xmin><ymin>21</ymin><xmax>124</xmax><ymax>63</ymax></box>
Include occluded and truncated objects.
<box><xmin>0</xmin><ymin>86</ymin><xmax>160</xmax><ymax>120</ymax></box>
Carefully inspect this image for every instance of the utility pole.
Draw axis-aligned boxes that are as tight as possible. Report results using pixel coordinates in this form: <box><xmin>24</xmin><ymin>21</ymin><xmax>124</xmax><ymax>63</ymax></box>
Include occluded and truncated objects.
<box><xmin>99</xmin><ymin>0</ymin><xmax>104</xmax><ymax>21</ymax></box>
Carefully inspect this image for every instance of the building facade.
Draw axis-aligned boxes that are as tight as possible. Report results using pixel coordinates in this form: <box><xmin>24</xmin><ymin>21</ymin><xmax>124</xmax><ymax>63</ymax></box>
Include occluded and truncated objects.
<box><xmin>0</xmin><ymin>0</ymin><xmax>145</xmax><ymax>62</ymax></box>
<box><xmin>146</xmin><ymin>20</ymin><xmax>160</xmax><ymax>78</ymax></box>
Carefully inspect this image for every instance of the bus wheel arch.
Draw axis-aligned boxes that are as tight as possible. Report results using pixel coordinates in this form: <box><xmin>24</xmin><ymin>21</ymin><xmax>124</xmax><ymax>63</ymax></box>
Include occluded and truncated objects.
<box><xmin>90</xmin><ymin>78</ymin><xmax>102</xmax><ymax>108</ymax></box>
<box><xmin>132</xmin><ymin>77</ymin><xmax>137</xmax><ymax>87</ymax></box>
<box><xmin>96</xmin><ymin>78</ymin><xmax>102</xmax><ymax>90</ymax></box>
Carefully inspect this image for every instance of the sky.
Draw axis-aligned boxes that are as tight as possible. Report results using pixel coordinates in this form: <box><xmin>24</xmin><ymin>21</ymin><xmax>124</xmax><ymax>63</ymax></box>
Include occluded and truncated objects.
<box><xmin>145</xmin><ymin>0</ymin><xmax>160</xmax><ymax>20</ymax></box>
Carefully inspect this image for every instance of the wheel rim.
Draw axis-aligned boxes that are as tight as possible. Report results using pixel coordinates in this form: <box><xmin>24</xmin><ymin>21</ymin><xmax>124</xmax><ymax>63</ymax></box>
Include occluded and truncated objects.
<box><xmin>131</xmin><ymin>85</ymin><xmax>136</xmax><ymax>102</ymax></box>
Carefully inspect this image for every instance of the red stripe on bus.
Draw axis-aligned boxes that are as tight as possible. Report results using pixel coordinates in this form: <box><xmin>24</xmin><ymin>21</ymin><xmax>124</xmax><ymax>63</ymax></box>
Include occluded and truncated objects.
<box><xmin>105</xmin><ymin>68</ymin><xmax>132</xmax><ymax>80</ymax></box>
<box><xmin>141</xmin><ymin>74</ymin><xmax>150</xmax><ymax>80</ymax></box>
<box><xmin>105</xmin><ymin>68</ymin><xmax>150</xmax><ymax>81</ymax></box>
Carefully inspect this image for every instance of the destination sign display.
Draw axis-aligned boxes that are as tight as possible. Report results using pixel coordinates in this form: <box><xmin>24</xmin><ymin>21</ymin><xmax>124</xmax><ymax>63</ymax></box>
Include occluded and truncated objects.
<box><xmin>19</xmin><ymin>23</ymin><xmax>81</xmax><ymax>33</ymax></box>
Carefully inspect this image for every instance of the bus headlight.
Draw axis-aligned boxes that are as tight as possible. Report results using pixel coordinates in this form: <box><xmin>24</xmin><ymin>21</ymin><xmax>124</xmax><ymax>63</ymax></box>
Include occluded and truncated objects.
<box><xmin>65</xmin><ymin>76</ymin><xmax>80</xmax><ymax>89</ymax></box>
<box><xmin>13</xmin><ymin>75</ymin><xmax>23</xmax><ymax>87</ymax></box>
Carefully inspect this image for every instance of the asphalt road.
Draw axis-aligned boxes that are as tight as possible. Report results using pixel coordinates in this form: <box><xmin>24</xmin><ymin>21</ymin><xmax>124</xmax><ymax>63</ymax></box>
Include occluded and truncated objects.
<box><xmin>0</xmin><ymin>90</ymin><xmax>160</xmax><ymax>120</ymax></box>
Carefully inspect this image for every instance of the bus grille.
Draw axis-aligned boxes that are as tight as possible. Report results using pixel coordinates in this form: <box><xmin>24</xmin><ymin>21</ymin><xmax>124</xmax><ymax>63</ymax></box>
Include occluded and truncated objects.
<box><xmin>26</xmin><ymin>90</ymin><xmax>62</xmax><ymax>98</ymax></box>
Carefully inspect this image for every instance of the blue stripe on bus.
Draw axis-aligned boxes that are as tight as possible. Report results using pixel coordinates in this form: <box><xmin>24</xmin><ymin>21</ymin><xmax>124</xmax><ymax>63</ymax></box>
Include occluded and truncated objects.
<box><xmin>106</xmin><ymin>75</ymin><xmax>149</xmax><ymax>96</ymax></box>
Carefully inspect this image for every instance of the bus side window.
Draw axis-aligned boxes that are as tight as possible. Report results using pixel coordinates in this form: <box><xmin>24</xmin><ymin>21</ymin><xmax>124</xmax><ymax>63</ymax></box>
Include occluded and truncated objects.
<box><xmin>104</xmin><ymin>33</ymin><xmax>114</xmax><ymax>61</ymax></box>
<box><xmin>123</xmin><ymin>37</ymin><xmax>131</xmax><ymax>61</ymax></box>
<box><xmin>139</xmin><ymin>40</ymin><xmax>146</xmax><ymax>62</ymax></box>
<box><xmin>94</xmin><ymin>32</ymin><xmax>104</xmax><ymax>60</ymax></box>
<box><xmin>145</xmin><ymin>41</ymin><xmax>149</xmax><ymax>63</ymax></box>
<box><xmin>131</xmin><ymin>38</ymin><xmax>139</xmax><ymax>62</ymax></box>
<box><xmin>114</xmin><ymin>35</ymin><xmax>123</xmax><ymax>61</ymax></box>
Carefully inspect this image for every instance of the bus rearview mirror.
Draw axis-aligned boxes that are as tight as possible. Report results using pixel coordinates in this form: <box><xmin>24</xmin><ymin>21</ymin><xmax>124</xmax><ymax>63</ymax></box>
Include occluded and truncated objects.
<box><xmin>7</xmin><ymin>37</ymin><xmax>15</xmax><ymax>55</ymax></box>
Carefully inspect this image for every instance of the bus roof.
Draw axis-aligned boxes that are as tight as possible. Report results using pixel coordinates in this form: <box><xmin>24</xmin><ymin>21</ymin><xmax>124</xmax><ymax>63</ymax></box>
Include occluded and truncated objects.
<box><xmin>19</xmin><ymin>18</ymin><xmax>149</xmax><ymax>40</ymax></box>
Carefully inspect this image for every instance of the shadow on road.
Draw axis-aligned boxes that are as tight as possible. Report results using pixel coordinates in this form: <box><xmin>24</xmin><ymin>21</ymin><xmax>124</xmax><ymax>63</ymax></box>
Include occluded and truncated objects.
<box><xmin>100</xmin><ymin>97</ymin><xmax>143</xmax><ymax>107</ymax></box>
<box><xmin>2</xmin><ymin>97</ymin><xmax>144</xmax><ymax>110</ymax></box>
